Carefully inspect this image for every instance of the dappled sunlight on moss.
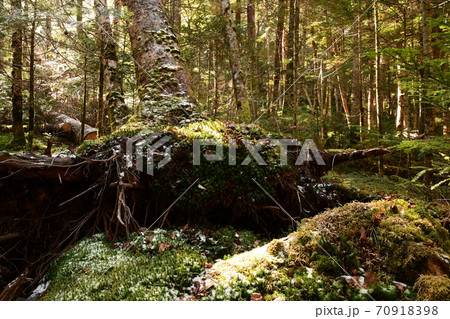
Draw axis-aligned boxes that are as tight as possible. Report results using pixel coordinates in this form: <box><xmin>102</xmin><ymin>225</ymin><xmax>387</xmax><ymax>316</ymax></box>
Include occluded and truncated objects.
<box><xmin>41</xmin><ymin>227</ymin><xmax>263</xmax><ymax>300</ymax></box>
<box><xmin>206</xmin><ymin>199</ymin><xmax>449</xmax><ymax>301</ymax></box>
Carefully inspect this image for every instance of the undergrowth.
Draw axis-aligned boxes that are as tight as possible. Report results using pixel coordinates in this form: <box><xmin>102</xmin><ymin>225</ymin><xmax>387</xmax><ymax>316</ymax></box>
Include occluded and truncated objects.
<box><xmin>41</xmin><ymin>226</ymin><xmax>263</xmax><ymax>301</ymax></box>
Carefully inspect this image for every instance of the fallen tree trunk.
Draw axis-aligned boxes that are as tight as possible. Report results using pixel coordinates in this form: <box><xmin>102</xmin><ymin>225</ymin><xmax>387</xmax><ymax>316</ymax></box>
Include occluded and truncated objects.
<box><xmin>0</xmin><ymin>128</ymin><xmax>390</xmax><ymax>300</ymax></box>
<box><xmin>0</xmin><ymin>151</ymin><xmax>83</xmax><ymax>181</ymax></box>
<box><xmin>44</xmin><ymin>112</ymin><xmax>98</xmax><ymax>142</ymax></box>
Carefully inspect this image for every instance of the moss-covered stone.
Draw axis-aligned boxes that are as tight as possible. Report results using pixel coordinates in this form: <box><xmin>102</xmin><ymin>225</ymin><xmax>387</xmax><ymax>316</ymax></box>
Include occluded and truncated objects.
<box><xmin>206</xmin><ymin>199</ymin><xmax>449</xmax><ymax>301</ymax></box>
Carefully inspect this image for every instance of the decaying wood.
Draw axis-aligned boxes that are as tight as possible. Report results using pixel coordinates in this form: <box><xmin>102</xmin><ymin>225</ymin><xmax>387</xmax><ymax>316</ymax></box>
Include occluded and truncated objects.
<box><xmin>0</xmin><ymin>151</ymin><xmax>83</xmax><ymax>181</ymax></box>
<box><xmin>0</xmin><ymin>269</ymin><xmax>31</xmax><ymax>301</ymax></box>
<box><xmin>44</xmin><ymin>112</ymin><xmax>98</xmax><ymax>142</ymax></box>
<box><xmin>325</xmin><ymin>148</ymin><xmax>390</xmax><ymax>167</ymax></box>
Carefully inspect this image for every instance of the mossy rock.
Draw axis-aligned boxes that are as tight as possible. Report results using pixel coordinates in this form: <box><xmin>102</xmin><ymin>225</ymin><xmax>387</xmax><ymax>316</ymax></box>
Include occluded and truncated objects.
<box><xmin>206</xmin><ymin>199</ymin><xmax>450</xmax><ymax>301</ymax></box>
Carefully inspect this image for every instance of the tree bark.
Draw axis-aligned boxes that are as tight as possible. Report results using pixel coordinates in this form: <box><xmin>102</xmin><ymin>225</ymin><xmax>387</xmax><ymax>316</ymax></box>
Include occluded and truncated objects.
<box><xmin>284</xmin><ymin>0</ymin><xmax>296</xmax><ymax>114</ymax></box>
<box><xmin>351</xmin><ymin>0</ymin><xmax>363</xmax><ymax>138</ymax></box>
<box><xmin>337</xmin><ymin>75</ymin><xmax>351</xmax><ymax>130</ymax></box>
<box><xmin>45</xmin><ymin>112</ymin><xmax>98</xmax><ymax>142</ymax></box>
<box><xmin>123</xmin><ymin>0</ymin><xmax>196</xmax><ymax>125</ymax></box>
<box><xmin>98</xmin><ymin>45</ymin><xmax>106</xmax><ymax>136</ymax></box>
<box><xmin>374</xmin><ymin>1</ymin><xmax>384</xmax><ymax>177</ymax></box>
<box><xmin>247</xmin><ymin>0</ymin><xmax>257</xmax><ymax>118</ymax></box>
<box><xmin>81</xmin><ymin>57</ymin><xmax>88</xmax><ymax>143</ymax></box>
<box><xmin>0</xmin><ymin>0</ymin><xmax>4</xmax><ymax>75</ymax></box>
<box><xmin>293</xmin><ymin>0</ymin><xmax>300</xmax><ymax>126</ymax></box>
<box><xmin>220</xmin><ymin>0</ymin><xmax>251</xmax><ymax>122</ymax></box>
<box><xmin>421</xmin><ymin>0</ymin><xmax>435</xmax><ymax>185</ymax></box>
<box><xmin>170</xmin><ymin>0</ymin><xmax>181</xmax><ymax>34</ymax></box>
<box><xmin>95</xmin><ymin>0</ymin><xmax>126</xmax><ymax>129</ymax></box>
<box><xmin>271</xmin><ymin>0</ymin><xmax>286</xmax><ymax>115</ymax></box>
<box><xmin>374</xmin><ymin>1</ymin><xmax>382</xmax><ymax>136</ymax></box>
<box><xmin>11</xmin><ymin>0</ymin><xmax>25</xmax><ymax>146</ymax></box>
<box><xmin>28</xmin><ymin>1</ymin><xmax>37</xmax><ymax>149</ymax></box>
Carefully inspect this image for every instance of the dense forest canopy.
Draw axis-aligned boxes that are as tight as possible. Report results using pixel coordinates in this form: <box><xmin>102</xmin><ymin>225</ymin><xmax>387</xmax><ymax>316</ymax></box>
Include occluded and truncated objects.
<box><xmin>0</xmin><ymin>0</ymin><xmax>449</xmax><ymax>303</ymax></box>
<box><xmin>0</xmin><ymin>0</ymin><xmax>448</xmax><ymax>139</ymax></box>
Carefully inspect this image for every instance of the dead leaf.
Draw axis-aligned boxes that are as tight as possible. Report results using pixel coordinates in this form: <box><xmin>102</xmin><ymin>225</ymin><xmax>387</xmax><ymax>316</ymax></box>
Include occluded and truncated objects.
<box><xmin>145</xmin><ymin>237</ymin><xmax>153</xmax><ymax>243</ymax></box>
<box><xmin>170</xmin><ymin>232</ymin><xmax>176</xmax><ymax>239</ymax></box>
<box><xmin>193</xmin><ymin>281</ymin><xmax>201</xmax><ymax>295</ymax></box>
<box><xmin>363</xmin><ymin>270</ymin><xmax>378</xmax><ymax>288</ymax></box>
<box><xmin>205</xmin><ymin>263</ymin><xmax>213</xmax><ymax>269</ymax></box>
<box><xmin>198</xmin><ymin>184</ymin><xmax>207</xmax><ymax>190</ymax></box>
<box><xmin>393</xmin><ymin>281</ymin><xmax>407</xmax><ymax>293</ymax></box>
<box><xmin>251</xmin><ymin>293</ymin><xmax>264</xmax><ymax>301</ymax></box>
<box><xmin>372</xmin><ymin>212</ymin><xmax>384</xmax><ymax>227</ymax></box>
<box><xmin>236</xmin><ymin>246</ymin><xmax>242</xmax><ymax>254</ymax></box>
<box><xmin>427</xmin><ymin>257</ymin><xmax>447</xmax><ymax>276</ymax></box>
<box><xmin>158</xmin><ymin>242</ymin><xmax>171</xmax><ymax>252</ymax></box>
<box><xmin>254</xmin><ymin>240</ymin><xmax>261</xmax><ymax>248</ymax></box>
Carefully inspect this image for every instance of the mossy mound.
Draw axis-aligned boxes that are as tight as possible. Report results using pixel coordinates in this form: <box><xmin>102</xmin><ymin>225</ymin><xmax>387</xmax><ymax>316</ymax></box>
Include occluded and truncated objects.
<box><xmin>76</xmin><ymin>121</ymin><xmax>353</xmax><ymax>235</ymax></box>
<box><xmin>39</xmin><ymin>200</ymin><xmax>449</xmax><ymax>301</ymax></box>
<box><xmin>206</xmin><ymin>199</ymin><xmax>450</xmax><ymax>301</ymax></box>
<box><xmin>41</xmin><ymin>226</ymin><xmax>263</xmax><ymax>301</ymax></box>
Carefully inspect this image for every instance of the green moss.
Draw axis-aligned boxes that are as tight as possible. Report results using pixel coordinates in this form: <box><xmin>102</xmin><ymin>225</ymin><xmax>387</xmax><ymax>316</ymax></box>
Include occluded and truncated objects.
<box><xmin>207</xmin><ymin>199</ymin><xmax>449</xmax><ymax>301</ymax></box>
<box><xmin>0</xmin><ymin>131</ymin><xmax>68</xmax><ymax>154</ymax></box>
<box><xmin>414</xmin><ymin>275</ymin><xmax>450</xmax><ymax>301</ymax></box>
<box><xmin>42</xmin><ymin>227</ymin><xmax>264</xmax><ymax>300</ymax></box>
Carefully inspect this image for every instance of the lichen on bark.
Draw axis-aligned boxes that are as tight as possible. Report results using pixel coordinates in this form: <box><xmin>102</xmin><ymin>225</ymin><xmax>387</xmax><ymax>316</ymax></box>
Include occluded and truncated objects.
<box><xmin>123</xmin><ymin>0</ymin><xmax>199</xmax><ymax>127</ymax></box>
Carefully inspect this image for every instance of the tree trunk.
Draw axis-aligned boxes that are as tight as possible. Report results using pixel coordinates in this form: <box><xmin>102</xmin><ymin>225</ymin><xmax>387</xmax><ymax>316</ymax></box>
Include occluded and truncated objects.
<box><xmin>169</xmin><ymin>0</ymin><xmax>181</xmax><ymax>34</ymax></box>
<box><xmin>374</xmin><ymin>1</ymin><xmax>384</xmax><ymax>177</ymax></box>
<box><xmin>98</xmin><ymin>46</ymin><xmax>106</xmax><ymax>136</ymax></box>
<box><xmin>28</xmin><ymin>1</ymin><xmax>37</xmax><ymax>149</ymax></box>
<box><xmin>272</xmin><ymin>0</ymin><xmax>286</xmax><ymax>115</ymax></box>
<box><xmin>421</xmin><ymin>0</ymin><xmax>435</xmax><ymax>185</ymax></box>
<box><xmin>220</xmin><ymin>0</ymin><xmax>251</xmax><ymax>122</ymax></box>
<box><xmin>293</xmin><ymin>0</ymin><xmax>300</xmax><ymax>126</ymax></box>
<box><xmin>11</xmin><ymin>0</ymin><xmax>25</xmax><ymax>146</ymax></box>
<box><xmin>95</xmin><ymin>0</ymin><xmax>126</xmax><ymax>129</ymax></box>
<box><xmin>0</xmin><ymin>0</ymin><xmax>4</xmax><ymax>75</ymax></box>
<box><xmin>284</xmin><ymin>0</ymin><xmax>296</xmax><ymax>114</ymax></box>
<box><xmin>351</xmin><ymin>0</ymin><xmax>363</xmax><ymax>139</ymax></box>
<box><xmin>247</xmin><ymin>0</ymin><xmax>256</xmax><ymax>114</ymax></box>
<box><xmin>374</xmin><ymin>1</ymin><xmax>382</xmax><ymax>136</ymax></box>
<box><xmin>213</xmin><ymin>40</ymin><xmax>220</xmax><ymax>120</ymax></box>
<box><xmin>395</xmin><ymin>64</ymin><xmax>406</xmax><ymax>132</ymax></box>
<box><xmin>337</xmin><ymin>75</ymin><xmax>351</xmax><ymax>130</ymax></box>
<box><xmin>123</xmin><ymin>0</ymin><xmax>196</xmax><ymax>125</ymax></box>
<box><xmin>235</xmin><ymin>0</ymin><xmax>242</xmax><ymax>26</ymax></box>
<box><xmin>81</xmin><ymin>57</ymin><xmax>88</xmax><ymax>143</ymax></box>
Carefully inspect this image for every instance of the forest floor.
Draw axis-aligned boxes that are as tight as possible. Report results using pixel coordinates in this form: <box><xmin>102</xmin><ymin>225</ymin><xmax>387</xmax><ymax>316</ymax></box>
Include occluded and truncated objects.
<box><xmin>35</xmin><ymin>167</ymin><xmax>450</xmax><ymax>301</ymax></box>
<box><xmin>0</xmin><ymin>123</ymin><xmax>448</xmax><ymax>301</ymax></box>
